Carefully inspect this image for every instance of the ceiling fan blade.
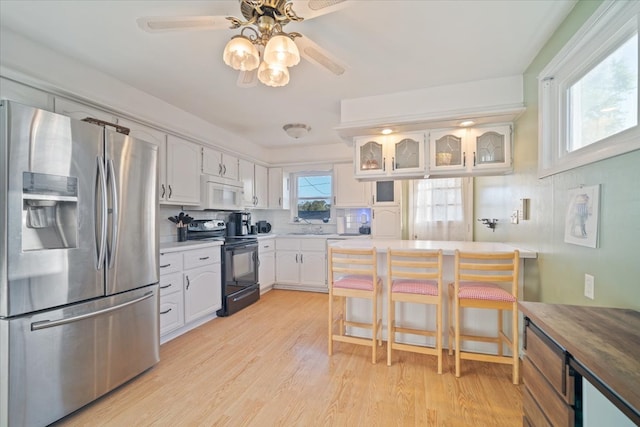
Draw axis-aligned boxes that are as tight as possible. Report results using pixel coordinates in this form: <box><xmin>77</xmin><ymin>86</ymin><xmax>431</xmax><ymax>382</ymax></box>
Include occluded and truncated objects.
<box><xmin>136</xmin><ymin>16</ymin><xmax>230</xmax><ymax>32</ymax></box>
<box><xmin>296</xmin><ymin>36</ymin><xmax>347</xmax><ymax>76</ymax></box>
<box><xmin>237</xmin><ymin>69</ymin><xmax>258</xmax><ymax>88</ymax></box>
<box><xmin>290</xmin><ymin>0</ymin><xmax>350</xmax><ymax>21</ymax></box>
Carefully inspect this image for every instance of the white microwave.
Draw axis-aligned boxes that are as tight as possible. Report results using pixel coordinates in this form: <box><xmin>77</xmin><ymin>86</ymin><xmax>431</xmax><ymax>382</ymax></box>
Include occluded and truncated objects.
<box><xmin>197</xmin><ymin>175</ymin><xmax>244</xmax><ymax>211</ymax></box>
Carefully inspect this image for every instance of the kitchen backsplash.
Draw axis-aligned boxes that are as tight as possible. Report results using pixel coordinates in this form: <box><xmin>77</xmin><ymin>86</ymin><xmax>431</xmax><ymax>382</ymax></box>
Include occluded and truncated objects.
<box><xmin>159</xmin><ymin>206</ymin><xmax>373</xmax><ymax>243</ymax></box>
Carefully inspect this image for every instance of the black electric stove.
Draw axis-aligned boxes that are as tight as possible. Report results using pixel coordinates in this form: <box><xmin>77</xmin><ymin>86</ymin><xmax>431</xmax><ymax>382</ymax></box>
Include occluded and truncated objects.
<box><xmin>187</xmin><ymin>220</ymin><xmax>260</xmax><ymax>316</ymax></box>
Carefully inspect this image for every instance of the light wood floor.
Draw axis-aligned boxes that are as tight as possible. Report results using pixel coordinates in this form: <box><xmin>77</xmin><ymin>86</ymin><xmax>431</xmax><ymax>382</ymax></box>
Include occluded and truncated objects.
<box><xmin>54</xmin><ymin>290</ymin><xmax>522</xmax><ymax>426</ymax></box>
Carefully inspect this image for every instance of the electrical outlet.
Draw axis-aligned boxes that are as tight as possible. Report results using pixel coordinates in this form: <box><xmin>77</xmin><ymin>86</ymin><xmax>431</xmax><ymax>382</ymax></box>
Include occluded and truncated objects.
<box><xmin>584</xmin><ymin>274</ymin><xmax>595</xmax><ymax>299</ymax></box>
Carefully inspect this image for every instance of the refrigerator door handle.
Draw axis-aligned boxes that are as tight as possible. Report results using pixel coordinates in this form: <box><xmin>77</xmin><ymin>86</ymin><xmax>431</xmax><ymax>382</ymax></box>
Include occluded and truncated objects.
<box><xmin>107</xmin><ymin>159</ymin><xmax>119</xmax><ymax>269</ymax></box>
<box><xmin>96</xmin><ymin>157</ymin><xmax>108</xmax><ymax>269</ymax></box>
<box><xmin>30</xmin><ymin>291</ymin><xmax>154</xmax><ymax>331</ymax></box>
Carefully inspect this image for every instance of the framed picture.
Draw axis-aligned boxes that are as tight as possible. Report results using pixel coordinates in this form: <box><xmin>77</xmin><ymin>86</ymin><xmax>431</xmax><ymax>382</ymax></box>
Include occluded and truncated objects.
<box><xmin>564</xmin><ymin>185</ymin><xmax>600</xmax><ymax>248</ymax></box>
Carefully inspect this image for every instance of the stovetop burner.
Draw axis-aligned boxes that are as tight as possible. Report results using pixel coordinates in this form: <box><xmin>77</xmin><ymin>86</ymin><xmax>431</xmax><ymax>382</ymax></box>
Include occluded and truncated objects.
<box><xmin>187</xmin><ymin>219</ymin><xmax>258</xmax><ymax>244</ymax></box>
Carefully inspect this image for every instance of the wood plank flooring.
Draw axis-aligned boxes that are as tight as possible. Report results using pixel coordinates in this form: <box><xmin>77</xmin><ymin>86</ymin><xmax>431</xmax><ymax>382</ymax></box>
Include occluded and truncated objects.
<box><xmin>54</xmin><ymin>290</ymin><xmax>522</xmax><ymax>426</ymax></box>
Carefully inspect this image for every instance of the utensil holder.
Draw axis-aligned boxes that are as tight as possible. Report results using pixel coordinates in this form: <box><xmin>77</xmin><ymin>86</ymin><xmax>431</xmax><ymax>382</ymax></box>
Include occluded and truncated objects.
<box><xmin>177</xmin><ymin>227</ymin><xmax>187</xmax><ymax>242</ymax></box>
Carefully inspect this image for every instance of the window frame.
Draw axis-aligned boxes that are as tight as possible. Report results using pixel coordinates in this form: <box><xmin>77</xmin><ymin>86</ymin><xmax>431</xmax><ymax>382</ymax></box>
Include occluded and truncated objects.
<box><xmin>538</xmin><ymin>1</ymin><xmax>640</xmax><ymax>178</ymax></box>
<box><xmin>290</xmin><ymin>171</ymin><xmax>334</xmax><ymax>224</ymax></box>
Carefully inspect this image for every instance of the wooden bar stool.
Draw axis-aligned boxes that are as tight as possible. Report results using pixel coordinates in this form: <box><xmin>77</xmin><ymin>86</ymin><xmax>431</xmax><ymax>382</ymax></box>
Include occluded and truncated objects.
<box><xmin>328</xmin><ymin>246</ymin><xmax>382</xmax><ymax>364</ymax></box>
<box><xmin>448</xmin><ymin>250</ymin><xmax>520</xmax><ymax>384</ymax></box>
<box><xmin>387</xmin><ymin>249</ymin><xmax>443</xmax><ymax>372</ymax></box>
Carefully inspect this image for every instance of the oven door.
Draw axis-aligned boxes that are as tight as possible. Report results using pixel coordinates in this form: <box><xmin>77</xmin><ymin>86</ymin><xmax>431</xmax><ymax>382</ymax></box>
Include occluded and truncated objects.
<box><xmin>224</xmin><ymin>242</ymin><xmax>258</xmax><ymax>293</ymax></box>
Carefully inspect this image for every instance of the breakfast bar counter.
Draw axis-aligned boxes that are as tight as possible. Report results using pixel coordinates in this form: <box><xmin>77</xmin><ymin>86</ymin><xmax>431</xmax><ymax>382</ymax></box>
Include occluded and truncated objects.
<box><xmin>327</xmin><ymin>239</ymin><xmax>537</xmax><ymax>355</ymax></box>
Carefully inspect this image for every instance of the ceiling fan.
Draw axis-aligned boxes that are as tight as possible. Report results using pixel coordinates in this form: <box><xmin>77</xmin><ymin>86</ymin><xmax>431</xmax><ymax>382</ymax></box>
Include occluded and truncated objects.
<box><xmin>137</xmin><ymin>0</ymin><xmax>349</xmax><ymax>87</ymax></box>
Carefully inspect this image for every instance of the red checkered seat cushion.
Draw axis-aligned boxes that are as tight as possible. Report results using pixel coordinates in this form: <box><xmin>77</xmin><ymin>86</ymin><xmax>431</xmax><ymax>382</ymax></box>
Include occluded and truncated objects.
<box><xmin>334</xmin><ymin>274</ymin><xmax>382</xmax><ymax>291</ymax></box>
<box><xmin>457</xmin><ymin>282</ymin><xmax>516</xmax><ymax>302</ymax></box>
<box><xmin>391</xmin><ymin>279</ymin><xmax>439</xmax><ymax>296</ymax></box>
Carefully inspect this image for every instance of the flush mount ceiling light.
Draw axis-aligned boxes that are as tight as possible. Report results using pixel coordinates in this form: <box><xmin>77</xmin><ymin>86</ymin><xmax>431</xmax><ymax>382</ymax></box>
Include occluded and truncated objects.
<box><xmin>283</xmin><ymin>123</ymin><xmax>311</xmax><ymax>139</ymax></box>
<box><xmin>381</xmin><ymin>128</ymin><xmax>393</xmax><ymax>135</ymax></box>
<box><xmin>459</xmin><ymin>120</ymin><xmax>475</xmax><ymax>127</ymax></box>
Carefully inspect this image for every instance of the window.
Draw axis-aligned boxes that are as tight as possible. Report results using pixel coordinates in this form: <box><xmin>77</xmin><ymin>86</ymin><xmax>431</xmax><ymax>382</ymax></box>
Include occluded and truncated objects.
<box><xmin>408</xmin><ymin>177</ymin><xmax>472</xmax><ymax>241</ymax></box>
<box><xmin>539</xmin><ymin>1</ymin><xmax>640</xmax><ymax>177</ymax></box>
<box><xmin>292</xmin><ymin>172</ymin><xmax>332</xmax><ymax>222</ymax></box>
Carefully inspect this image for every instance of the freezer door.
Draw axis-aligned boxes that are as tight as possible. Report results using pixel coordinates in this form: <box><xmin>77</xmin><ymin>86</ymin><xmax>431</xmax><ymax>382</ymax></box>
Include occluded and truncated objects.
<box><xmin>105</xmin><ymin>129</ymin><xmax>159</xmax><ymax>295</ymax></box>
<box><xmin>0</xmin><ymin>101</ymin><xmax>105</xmax><ymax>317</ymax></box>
<box><xmin>0</xmin><ymin>285</ymin><xmax>160</xmax><ymax>427</ymax></box>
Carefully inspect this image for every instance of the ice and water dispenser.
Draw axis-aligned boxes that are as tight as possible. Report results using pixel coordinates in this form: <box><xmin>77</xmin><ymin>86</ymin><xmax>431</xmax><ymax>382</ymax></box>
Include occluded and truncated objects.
<box><xmin>22</xmin><ymin>171</ymin><xmax>78</xmax><ymax>251</ymax></box>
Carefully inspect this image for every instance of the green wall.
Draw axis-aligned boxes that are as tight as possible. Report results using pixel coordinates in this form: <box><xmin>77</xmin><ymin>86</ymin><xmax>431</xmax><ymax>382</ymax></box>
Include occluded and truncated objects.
<box><xmin>474</xmin><ymin>0</ymin><xmax>640</xmax><ymax>309</ymax></box>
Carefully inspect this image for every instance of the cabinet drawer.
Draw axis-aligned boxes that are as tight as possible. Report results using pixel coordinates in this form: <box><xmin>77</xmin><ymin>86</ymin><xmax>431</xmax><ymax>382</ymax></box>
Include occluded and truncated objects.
<box><xmin>523</xmin><ymin>358</ymin><xmax>574</xmax><ymax>427</ymax></box>
<box><xmin>159</xmin><ymin>271</ymin><xmax>182</xmax><ymax>297</ymax></box>
<box><xmin>300</xmin><ymin>238</ymin><xmax>326</xmax><ymax>251</ymax></box>
<box><xmin>525</xmin><ymin>323</ymin><xmax>573</xmax><ymax>403</ymax></box>
<box><xmin>259</xmin><ymin>241</ymin><xmax>275</xmax><ymax>253</ymax></box>
<box><xmin>160</xmin><ymin>292</ymin><xmax>184</xmax><ymax>336</ymax></box>
<box><xmin>160</xmin><ymin>252</ymin><xmax>183</xmax><ymax>274</ymax></box>
<box><xmin>276</xmin><ymin>238</ymin><xmax>299</xmax><ymax>251</ymax></box>
<box><xmin>523</xmin><ymin>388</ymin><xmax>553</xmax><ymax>427</ymax></box>
<box><xmin>183</xmin><ymin>247</ymin><xmax>220</xmax><ymax>270</ymax></box>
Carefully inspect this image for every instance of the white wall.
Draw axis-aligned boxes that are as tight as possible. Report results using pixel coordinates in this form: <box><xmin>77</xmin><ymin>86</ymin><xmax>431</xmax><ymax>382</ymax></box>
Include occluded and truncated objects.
<box><xmin>0</xmin><ymin>28</ymin><xmax>267</xmax><ymax>160</ymax></box>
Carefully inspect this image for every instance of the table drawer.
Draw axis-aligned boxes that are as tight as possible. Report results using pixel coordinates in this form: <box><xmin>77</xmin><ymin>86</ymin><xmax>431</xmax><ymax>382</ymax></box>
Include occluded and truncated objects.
<box><xmin>183</xmin><ymin>247</ymin><xmax>220</xmax><ymax>270</ymax></box>
<box><xmin>159</xmin><ymin>271</ymin><xmax>182</xmax><ymax>297</ymax></box>
<box><xmin>525</xmin><ymin>322</ymin><xmax>574</xmax><ymax>403</ymax></box>
<box><xmin>160</xmin><ymin>252</ymin><xmax>183</xmax><ymax>274</ymax></box>
<box><xmin>523</xmin><ymin>357</ymin><xmax>574</xmax><ymax>427</ymax></box>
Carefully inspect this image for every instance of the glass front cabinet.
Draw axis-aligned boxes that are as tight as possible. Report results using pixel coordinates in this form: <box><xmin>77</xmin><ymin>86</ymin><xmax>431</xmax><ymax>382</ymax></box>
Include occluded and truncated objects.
<box><xmin>354</xmin><ymin>133</ymin><xmax>426</xmax><ymax>179</ymax></box>
<box><xmin>428</xmin><ymin>124</ymin><xmax>512</xmax><ymax>176</ymax></box>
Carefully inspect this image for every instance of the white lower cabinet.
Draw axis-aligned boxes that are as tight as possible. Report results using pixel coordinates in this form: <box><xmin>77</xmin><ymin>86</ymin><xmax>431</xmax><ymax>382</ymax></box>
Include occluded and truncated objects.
<box><xmin>258</xmin><ymin>236</ymin><xmax>276</xmax><ymax>293</ymax></box>
<box><xmin>159</xmin><ymin>243</ymin><xmax>222</xmax><ymax>343</ymax></box>
<box><xmin>275</xmin><ymin>238</ymin><xmax>327</xmax><ymax>292</ymax></box>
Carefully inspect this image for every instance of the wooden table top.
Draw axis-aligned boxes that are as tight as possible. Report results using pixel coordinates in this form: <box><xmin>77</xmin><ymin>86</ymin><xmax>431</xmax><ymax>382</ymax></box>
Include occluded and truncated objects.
<box><xmin>519</xmin><ymin>301</ymin><xmax>640</xmax><ymax>421</ymax></box>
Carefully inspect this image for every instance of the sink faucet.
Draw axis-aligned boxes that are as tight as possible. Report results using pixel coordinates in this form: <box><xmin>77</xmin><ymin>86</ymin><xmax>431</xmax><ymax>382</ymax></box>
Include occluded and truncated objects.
<box><xmin>293</xmin><ymin>216</ymin><xmax>312</xmax><ymax>224</ymax></box>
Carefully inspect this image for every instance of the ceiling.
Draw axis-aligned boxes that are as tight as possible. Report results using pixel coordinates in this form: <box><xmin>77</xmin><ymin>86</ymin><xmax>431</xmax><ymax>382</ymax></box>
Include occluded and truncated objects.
<box><xmin>0</xmin><ymin>0</ymin><xmax>576</xmax><ymax>149</ymax></box>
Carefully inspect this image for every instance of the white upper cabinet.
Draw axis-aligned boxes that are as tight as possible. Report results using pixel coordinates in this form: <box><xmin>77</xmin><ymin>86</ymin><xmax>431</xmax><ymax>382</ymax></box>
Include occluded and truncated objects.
<box><xmin>429</xmin><ymin>124</ymin><xmax>512</xmax><ymax>176</ymax></box>
<box><xmin>333</xmin><ymin>163</ymin><xmax>371</xmax><ymax>207</ymax></box>
<box><xmin>239</xmin><ymin>159</ymin><xmax>268</xmax><ymax>208</ymax></box>
<box><xmin>117</xmin><ymin>117</ymin><xmax>168</xmax><ymax>202</ymax></box>
<box><xmin>54</xmin><ymin>97</ymin><xmax>117</xmax><ymax>123</ymax></box>
<box><xmin>166</xmin><ymin>135</ymin><xmax>201</xmax><ymax>205</ymax></box>
<box><xmin>354</xmin><ymin>132</ymin><xmax>426</xmax><ymax>179</ymax></box>
<box><xmin>268</xmin><ymin>167</ymin><xmax>290</xmax><ymax>209</ymax></box>
<box><xmin>0</xmin><ymin>78</ymin><xmax>53</xmax><ymax>111</ymax></box>
<box><xmin>202</xmin><ymin>146</ymin><xmax>239</xmax><ymax>181</ymax></box>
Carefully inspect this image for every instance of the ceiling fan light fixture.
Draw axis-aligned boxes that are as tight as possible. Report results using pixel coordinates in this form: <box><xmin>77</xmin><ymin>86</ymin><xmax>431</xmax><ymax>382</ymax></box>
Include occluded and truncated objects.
<box><xmin>223</xmin><ymin>35</ymin><xmax>260</xmax><ymax>71</ymax></box>
<box><xmin>263</xmin><ymin>33</ymin><xmax>300</xmax><ymax>68</ymax></box>
<box><xmin>283</xmin><ymin>123</ymin><xmax>311</xmax><ymax>139</ymax></box>
<box><xmin>258</xmin><ymin>60</ymin><xmax>290</xmax><ymax>87</ymax></box>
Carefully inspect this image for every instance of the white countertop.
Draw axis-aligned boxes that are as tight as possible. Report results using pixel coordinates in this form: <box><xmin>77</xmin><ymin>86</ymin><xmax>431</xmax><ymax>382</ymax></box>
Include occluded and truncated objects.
<box><xmin>160</xmin><ymin>240</ymin><xmax>223</xmax><ymax>253</ymax></box>
<box><xmin>275</xmin><ymin>233</ymin><xmax>371</xmax><ymax>239</ymax></box>
<box><xmin>327</xmin><ymin>239</ymin><xmax>537</xmax><ymax>258</ymax></box>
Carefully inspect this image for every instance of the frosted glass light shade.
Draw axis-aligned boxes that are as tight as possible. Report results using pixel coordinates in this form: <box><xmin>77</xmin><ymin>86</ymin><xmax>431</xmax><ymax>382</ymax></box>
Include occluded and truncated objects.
<box><xmin>257</xmin><ymin>61</ymin><xmax>290</xmax><ymax>87</ymax></box>
<box><xmin>223</xmin><ymin>35</ymin><xmax>260</xmax><ymax>71</ymax></box>
<box><xmin>263</xmin><ymin>34</ymin><xmax>300</xmax><ymax>68</ymax></box>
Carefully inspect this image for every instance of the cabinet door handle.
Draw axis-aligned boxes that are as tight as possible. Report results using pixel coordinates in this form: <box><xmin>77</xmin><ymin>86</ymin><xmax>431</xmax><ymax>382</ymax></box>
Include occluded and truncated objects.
<box><xmin>161</xmin><ymin>184</ymin><xmax>166</xmax><ymax>198</ymax></box>
<box><xmin>463</xmin><ymin>152</ymin><xmax>466</xmax><ymax>167</ymax></box>
<box><xmin>392</xmin><ymin>156</ymin><xmax>395</xmax><ymax>170</ymax></box>
<box><xmin>160</xmin><ymin>284</ymin><xmax>172</xmax><ymax>289</ymax></box>
<box><xmin>199</xmin><ymin>256</ymin><xmax>210</xmax><ymax>260</ymax></box>
<box><xmin>264</xmin><ymin>245</ymin><xmax>270</xmax><ymax>248</ymax></box>
<box><xmin>372</xmin><ymin>195</ymin><xmax>375</xmax><ymax>205</ymax></box>
<box><xmin>219</xmin><ymin>163</ymin><xmax>223</xmax><ymax>175</ymax></box>
<box><xmin>186</xmin><ymin>275</ymin><xmax>190</xmax><ymax>290</ymax></box>
<box><xmin>473</xmin><ymin>151</ymin><xmax>476</xmax><ymax>166</ymax></box>
<box><xmin>223</xmin><ymin>164</ymin><xmax>227</xmax><ymax>175</ymax></box>
<box><xmin>383</xmin><ymin>157</ymin><xmax>386</xmax><ymax>171</ymax></box>
<box><xmin>295</xmin><ymin>254</ymin><xmax>298</xmax><ymax>263</ymax></box>
<box><xmin>300</xmin><ymin>254</ymin><xmax>303</xmax><ymax>263</ymax></box>
<box><xmin>278</xmin><ymin>197</ymin><xmax>282</xmax><ymax>207</ymax></box>
<box><xmin>160</xmin><ymin>308</ymin><xmax>172</xmax><ymax>315</ymax></box>
<box><xmin>168</xmin><ymin>185</ymin><xmax>173</xmax><ymax>198</ymax></box>
<box><xmin>160</xmin><ymin>263</ymin><xmax>171</xmax><ymax>268</ymax></box>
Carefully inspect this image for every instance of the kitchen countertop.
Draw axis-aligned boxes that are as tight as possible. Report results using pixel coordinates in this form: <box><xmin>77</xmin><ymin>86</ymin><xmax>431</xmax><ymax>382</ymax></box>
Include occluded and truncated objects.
<box><xmin>519</xmin><ymin>301</ymin><xmax>640</xmax><ymax>423</ymax></box>
<box><xmin>327</xmin><ymin>239</ymin><xmax>537</xmax><ymax>258</ymax></box>
<box><xmin>276</xmin><ymin>233</ymin><xmax>372</xmax><ymax>239</ymax></box>
<box><xmin>160</xmin><ymin>240</ymin><xmax>223</xmax><ymax>253</ymax></box>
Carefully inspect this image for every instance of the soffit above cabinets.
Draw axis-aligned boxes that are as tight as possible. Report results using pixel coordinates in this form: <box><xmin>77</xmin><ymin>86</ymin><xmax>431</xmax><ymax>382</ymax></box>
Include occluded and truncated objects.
<box><xmin>335</xmin><ymin>75</ymin><xmax>525</xmax><ymax>144</ymax></box>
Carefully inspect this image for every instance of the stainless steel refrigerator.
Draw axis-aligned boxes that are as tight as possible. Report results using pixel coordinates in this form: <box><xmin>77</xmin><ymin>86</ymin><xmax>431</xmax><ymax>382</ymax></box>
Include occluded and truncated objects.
<box><xmin>0</xmin><ymin>101</ymin><xmax>160</xmax><ymax>427</ymax></box>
